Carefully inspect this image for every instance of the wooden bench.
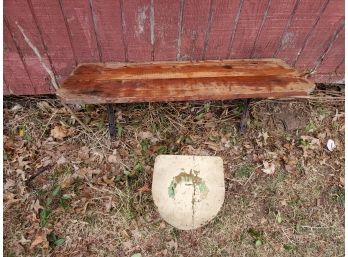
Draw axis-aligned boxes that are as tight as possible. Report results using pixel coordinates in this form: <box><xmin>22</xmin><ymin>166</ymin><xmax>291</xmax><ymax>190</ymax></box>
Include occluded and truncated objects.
<box><xmin>57</xmin><ymin>59</ymin><xmax>315</xmax><ymax>136</ymax></box>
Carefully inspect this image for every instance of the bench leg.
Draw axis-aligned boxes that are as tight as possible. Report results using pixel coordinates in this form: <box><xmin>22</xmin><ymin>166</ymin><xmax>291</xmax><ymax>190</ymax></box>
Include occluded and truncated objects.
<box><xmin>239</xmin><ymin>99</ymin><xmax>251</xmax><ymax>133</ymax></box>
<box><xmin>106</xmin><ymin>104</ymin><xmax>117</xmax><ymax>139</ymax></box>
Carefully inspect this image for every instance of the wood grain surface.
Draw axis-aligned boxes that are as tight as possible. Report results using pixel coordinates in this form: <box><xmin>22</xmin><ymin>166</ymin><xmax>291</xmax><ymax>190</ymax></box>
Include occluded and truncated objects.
<box><xmin>57</xmin><ymin>59</ymin><xmax>315</xmax><ymax>104</ymax></box>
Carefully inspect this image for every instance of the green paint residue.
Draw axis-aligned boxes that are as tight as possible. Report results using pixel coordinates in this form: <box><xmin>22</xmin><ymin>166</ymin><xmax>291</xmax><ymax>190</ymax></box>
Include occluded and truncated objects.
<box><xmin>168</xmin><ymin>169</ymin><xmax>209</xmax><ymax>200</ymax></box>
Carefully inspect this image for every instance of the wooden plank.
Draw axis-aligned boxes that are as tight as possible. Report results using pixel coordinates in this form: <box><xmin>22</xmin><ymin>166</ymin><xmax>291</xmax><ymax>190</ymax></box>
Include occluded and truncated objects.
<box><xmin>89</xmin><ymin>0</ymin><xmax>125</xmax><ymax>62</ymax></box>
<box><xmin>4</xmin><ymin>0</ymin><xmax>53</xmax><ymax>94</ymax></box>
<box><xmin>122</xmin><ymin>0</ymin><xmax>153</xmax><ymax>61</ymax></box>
<box><xmin>229</xmin><ymin>0</ymin><xmax>271</xmax><ymax>58</ymax></box>
<box><xmin>153</xmin><ymin>0</ymin><xmax>181</xmax><ymax>61</ymax></box>
<box><xmin>252</xmin><ymin>0</ymin><xmax>298</xmax><ymax>58</ymax></box>
<box><xmin>204</xmin><ymin>0</ymin><xmax>241</xmax><ymax>60</ymax></box>
<box><xmin>295</xmin><ymin>0</ymin><xmax>344</xmax><ymax>71</ymax></box>
<box><xmin>57</xmin><ymin>59</ymin><xmax>315</xmax><ymax>104</ymax></box>
<box><xmin>59</xmin><ymin>0</ymin><xmax>100</xmax><ymax>62</ymax></box>
<box><xmin>275</xmin><ymin>0</ymin><xmax>328</xmax><ymax>65</ymax></box>
<box><xmin>69</xmin><ymin>59</ymin><xmax>299</xmax><ymax>79</ymax></box>
<box><xmin>4</xmin><ymin>23</ymin><xmax>33</xmax><ymax>95</ymax></box>
<box><xmin>178</xmin><ymin>0</ymin><xmax>211</xmax><ymax>60</ymax></box>
<box><xmin>30</xmin><ymin>0</ymin><xmax>76</xmax><ymax>83</ymax></box>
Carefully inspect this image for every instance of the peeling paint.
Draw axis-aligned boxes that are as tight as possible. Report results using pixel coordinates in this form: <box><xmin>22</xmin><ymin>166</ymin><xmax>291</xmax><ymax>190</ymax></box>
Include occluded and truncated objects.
<box><xmin>281</xmin><ymin>32</ymin><xmax>294</xmax><ymax>50</ymax></box>
<box><xmin>168</xmin><ymin>170</ymin><xmax>209</xmax><ymax>201</ymax></box>
<box><xmin>136</xmin><ymin>6</ymin><xmax>148</xmax><ymax>36</ymax></box>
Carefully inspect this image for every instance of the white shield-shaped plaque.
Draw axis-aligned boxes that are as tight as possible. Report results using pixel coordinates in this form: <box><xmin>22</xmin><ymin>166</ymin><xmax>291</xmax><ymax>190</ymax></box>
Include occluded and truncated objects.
<box><xmin>152</xmin><ymin>155</ymin><xmax>225</xmax><ymax>230</ymax></box>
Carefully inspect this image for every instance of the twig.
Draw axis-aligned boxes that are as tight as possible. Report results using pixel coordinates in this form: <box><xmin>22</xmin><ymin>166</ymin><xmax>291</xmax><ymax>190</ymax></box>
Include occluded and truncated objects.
<box><xmin>39</xmin><ymin>110</ymin><xmax>58</xmax><ymax>139</ymax></box>
<box><xmin>26</xmin><ymin>165</ymin><xmax>53</xmax><ymax>187</ymax></box>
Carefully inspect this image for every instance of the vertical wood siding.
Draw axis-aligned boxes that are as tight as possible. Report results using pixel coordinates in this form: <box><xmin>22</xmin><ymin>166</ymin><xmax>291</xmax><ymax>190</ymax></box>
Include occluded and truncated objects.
<box><xmin>4</xmin><ymin>0</ymin><xmax>345</xmax><ymax>95</ymax></box>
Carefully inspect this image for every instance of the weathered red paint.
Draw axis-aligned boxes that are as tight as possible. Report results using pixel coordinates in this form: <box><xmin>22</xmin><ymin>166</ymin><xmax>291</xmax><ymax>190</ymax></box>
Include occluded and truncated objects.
<box><xmin>275</xmin><ymin>0</ymin><xmax>328</xmax><ymax>65</ymax></box>
<box><xmin>229</xmin><ymin>0</ymin><xmax>270</xmax><ymax>58</ymax></box>
<box><xmin>295</xmin><ymin>0</ymin><xmax>344</xmax><ymax>71</ymax></box>
<box><xmin>60</xmin><ymin>0</ymin><xmax>100</xmax><ymax>63</ymax></box>
<box><xmin>90</xmin><ymin>0</ymin><xmax>125</xmax><ymax>62</ymax></box>
<box><xmin>204</xmin><ymin>0</ymin><xmax>241</xmax><ymax>60</ymax></box>
<box><xmin>316</xmin><ymin>26</ymin><xmax>344</xmax><ymax>75</ymax></box>
<box><xmin>29</xmin><ymin>0</ymin><xmax>76</xmax><ymax>84</ymax></box>
<box><xmin>252</xmin><ymin>0</ymin><xmax>298</xmax><ymax>58</ymax></box>
<box><xmin>4</xmin><ymin>0</ymin><xmax>53</xmax><ymax>94</ymax></box>
<box><xmin>4</xmin><ymin>23</ymin><xmax>34</xmax><ymax>95</ymax></box>
<box><xmin>153</xmin><ymin>0</ymin><xmax>181</xmax><ymax>61</ymax></box>
<box><xmin>3</xmin><ymin>0</ymin><xmax>344</xmax><ymax>95</ymax></box>
<box><xmin>122</xmin><ymin>0</ymin><xmax>153</xmax><ymax>62</ymax></box>
<box><xmin>179</xmin><ymin>0</ymin><xmax>211</xmax><ymax>60</ymax></box>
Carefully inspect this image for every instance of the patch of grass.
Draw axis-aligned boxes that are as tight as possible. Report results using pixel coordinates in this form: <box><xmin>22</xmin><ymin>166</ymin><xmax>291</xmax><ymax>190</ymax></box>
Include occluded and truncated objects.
<box><xmin>247</xmin><ymin>228</ymin><xmax>265</xmax><ymax>247</ymax></box>
<box><xmin>296</xmin><ymin>161</ymin><xmax>305</xmax><ymax>173</ymax></box>
<box><xmin>3</xmin><ymin>150</ymin><xmax>8</xmax><ymax>161</ymax></box>
<box><xmin>233</xmin><ymin>101</ymin><xmax>247</xmax><ymax>115</ymax></box>
<box><xmin>140</xmin><ymin>139</ymin><xmax>151</xmax><ymax>152</ymax></box>
<box><xmin>40</xmin><ymin>185</ymin><xmax>61</xmax><ymax>226</ymax></box>
<box><xmin>288</xmin><ymin>195</ymin><xmax>303</xmax><ymax>208</ymax></box>
<box><xmin>317</xmin><ymin>106</ymin><xmax>330</xmax><ymax>120</ymax></box>
<box><xmin>284</xmin><ymin>243</ymin><xmax>297</xmax><ymax>253</ymax></box>
<box><xmin>47</xmin><ymin>232</ymin><xmax>65</xmax><ymax>248</ymax></box>
<box><xmin>304</xmin><ymin>120</ymin><xmax>316</xmax><ymax>133</ymax></box>
<box><xmin>72</xmin><ymin>177</ymin><xmax>83</xmax><ymax>196</ymax></box>
<box><xmin>330</xmin><ymin>185</ymin><xmax>344</xmax><ymax>204</ymax></box>
<box><xmin>48</xmin><ymin>164</ymin><xmax>72</xmax><ymax>181</ymax></box>
<box><xmin>235</xmin><ymin>164</ymin><xmax>254</xmax><ymax>178</ymax></box>
<box><xmin>84</xmin><ymin>214</ymin><xmax>97</xmax><ymax>227</ymax></box>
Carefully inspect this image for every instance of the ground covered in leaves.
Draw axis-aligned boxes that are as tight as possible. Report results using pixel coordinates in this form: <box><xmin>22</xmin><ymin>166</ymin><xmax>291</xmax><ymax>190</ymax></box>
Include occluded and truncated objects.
<box><xmin>4</xmin><ymin>87</ymin><xmax>344</xmax><ymax>257</ymax></box>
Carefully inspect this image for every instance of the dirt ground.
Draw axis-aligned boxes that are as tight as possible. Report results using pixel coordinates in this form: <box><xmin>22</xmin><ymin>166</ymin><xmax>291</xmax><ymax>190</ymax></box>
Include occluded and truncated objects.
<box><xmin>3</xmin><ymin>86</ymin><xmax>344</xmax><ymax>257</ymax></box>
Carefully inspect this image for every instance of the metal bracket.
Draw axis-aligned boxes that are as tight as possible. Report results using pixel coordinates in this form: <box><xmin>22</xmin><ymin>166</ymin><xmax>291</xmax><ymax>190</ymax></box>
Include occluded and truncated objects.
<box><xmin>106</xmin><ymin>104</ymin><xmax>117</xmax><ymax>139</ymax></box>
<box><xmin>239</xmin><ymin>99</ymin><xmax>251</xmax><ymax>133</ymax></box>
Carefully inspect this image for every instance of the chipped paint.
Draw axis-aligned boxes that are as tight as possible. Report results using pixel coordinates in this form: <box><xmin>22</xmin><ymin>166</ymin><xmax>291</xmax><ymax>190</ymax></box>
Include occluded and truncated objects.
<box><xmin>168</xmin><ymin>169</ymin><xmax>209</xmax><ymax>200</ymax></box>
<box><xmin>281</xmin><ymin>32</ymin><xmax>294</xmax><ymax>50</ymax></box>
<box><xmin>136</xmin><ymin>5</ymin><xmax>148</xmax><ymax>36</ymax></box>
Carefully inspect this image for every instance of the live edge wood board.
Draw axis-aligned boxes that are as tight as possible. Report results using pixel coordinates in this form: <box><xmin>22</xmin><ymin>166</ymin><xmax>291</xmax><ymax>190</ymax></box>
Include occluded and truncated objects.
<box><xmin>57</xmin><ymin>59</ymin><xmax>315</xmax><ymax>104</ymax></box>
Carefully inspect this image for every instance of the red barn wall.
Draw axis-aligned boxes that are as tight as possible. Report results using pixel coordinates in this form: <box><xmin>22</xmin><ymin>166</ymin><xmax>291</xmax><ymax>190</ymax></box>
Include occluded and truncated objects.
<box><xmin>4</xmin><ymin>0</ymin><xmax>345</xmax><ymax>95</ymax></box>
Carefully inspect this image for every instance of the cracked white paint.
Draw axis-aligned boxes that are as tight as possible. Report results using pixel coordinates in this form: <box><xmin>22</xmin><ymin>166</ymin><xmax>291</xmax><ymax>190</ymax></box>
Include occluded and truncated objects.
<box><xmin>17</xmin><ymin>23</ymin><xmax>59</xmax><ymax>91</ymax></box>
<box><xmin>152</xmin><ymin>155</ymin><xmax>225</xmax><ymax>230</ymax></box>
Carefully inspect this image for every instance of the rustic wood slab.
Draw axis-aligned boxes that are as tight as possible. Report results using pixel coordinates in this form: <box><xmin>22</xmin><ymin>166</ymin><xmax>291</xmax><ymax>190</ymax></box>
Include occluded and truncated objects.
<box><xmin>57</xmin><ymin>59</ymin><xmax>315</xmax><ymax>104</ymax></box>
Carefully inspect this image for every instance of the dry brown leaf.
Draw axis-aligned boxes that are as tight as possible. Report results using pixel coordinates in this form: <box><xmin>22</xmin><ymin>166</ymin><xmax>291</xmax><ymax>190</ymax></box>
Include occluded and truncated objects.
<box><xmin>138</xmin><ymin>131</ymin><xmax>159</xmax><ymax>143</ymax></box>
<box><xmin>78</xmin><ymin>146</ymin><xmax>90</xmax><ymax>160</ymax></box>
<box><xmin>50</xmin><ymin>126</ymin><xmax>73</xmax><ymax>140</ymax></box>
<box><xmin>74</xmin><ymin>167</ymin><xmax>100</xmax><ymax>179</ymax></box>
<box><xmin>57</xmin><ymin>156</ymin><xmax>67</xmax><ymax>165</ymax></box>
<box><xmin>30</xmin><ymin>233</ymin><xmax>45</xmax><ymax>249</ymax></box>
<box><xmin>4</xmin><ymin>179</ymin><xmax>15</xmax><ymax>191</ymax></box>
<box><xmin>204</xmin><ymin>141</ymin><xmax>221</xmax><ymax>151</ymax></box>
<box><xmin>107</xmin><ymin>150</ymin><xmax>121</xmax><ymax>164</ymax></box>
<box><xmin>31</xmin><ymin>199</ymin><xmax>43</xmax><ymax>214</ymax></box>
<box><xmin>137</xmin><ymin>184</ymin><xmax>151</xmax><ymax>193</ymax></box>
<box><xmin>262</xmin><ymin>161</ymin><xmax>275</xmax><ymax>175</ymax></box>
<box><xmin>105</xmin><ymin>196</ymin><xmax>113</xmax><ymax>212</ymax></box>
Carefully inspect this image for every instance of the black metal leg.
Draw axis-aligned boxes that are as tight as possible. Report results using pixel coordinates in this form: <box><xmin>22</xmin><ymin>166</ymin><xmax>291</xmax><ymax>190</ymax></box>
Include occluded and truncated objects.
<box><xmin>107</xmin><ymin>104</ymin><xmax>117</xmax><ymax>139</ymax></box>
<box><xmin>239</xmin><ymin>99</ymin><xmax>251</xmax><ymax>133</ymax></box>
